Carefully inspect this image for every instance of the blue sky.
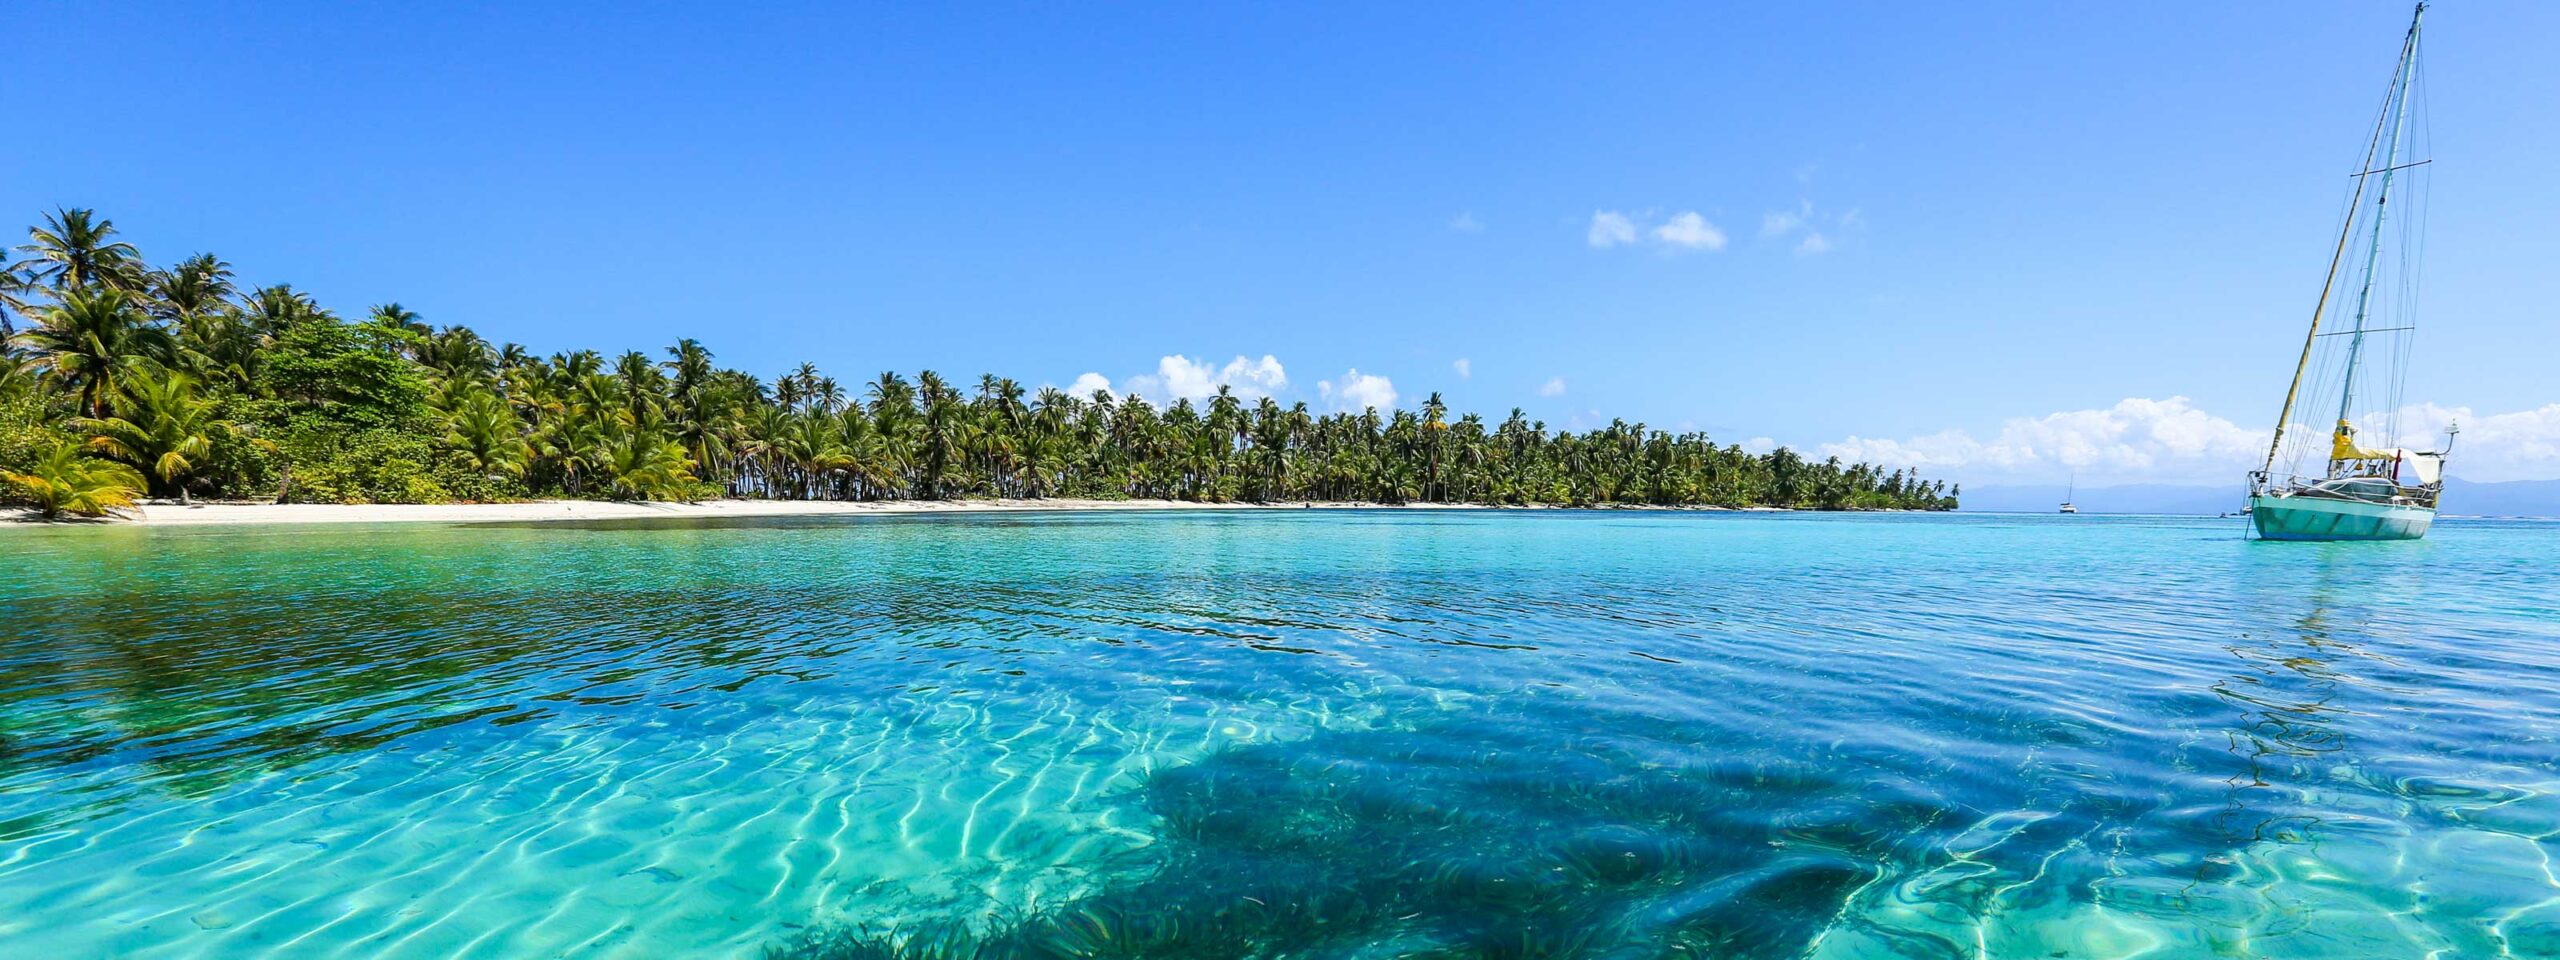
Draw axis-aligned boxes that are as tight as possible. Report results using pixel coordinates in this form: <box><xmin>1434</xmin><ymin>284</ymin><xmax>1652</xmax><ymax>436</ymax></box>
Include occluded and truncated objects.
<box><xmin>8</xmin><ymin>2</ymin><xmax>2557</xmax><ymax>483</ymax></box>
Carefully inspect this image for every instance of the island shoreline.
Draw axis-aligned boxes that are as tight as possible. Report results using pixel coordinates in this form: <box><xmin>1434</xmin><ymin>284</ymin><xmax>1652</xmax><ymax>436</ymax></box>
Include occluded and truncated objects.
<box><xmin>2</xmin><ymin>497</ymin><xmax>1590</xmax><ymax>527</ymax></box>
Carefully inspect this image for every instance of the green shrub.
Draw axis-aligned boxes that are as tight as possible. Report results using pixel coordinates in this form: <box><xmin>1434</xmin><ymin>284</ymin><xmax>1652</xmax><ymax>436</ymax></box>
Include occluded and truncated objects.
<box><xmin>435</xmin><ymin>469</ymin><xmax>529</xmax><ymax>504</ymax></box>
<box><xmin>0</xmin><ymin>394</ymin><xmax>78</xmax><ymax>480</ymax></box>
<box><xmin>271</xmin><ymin>425</ymin><xmax>451</xmax><ymax>504</ymax></box>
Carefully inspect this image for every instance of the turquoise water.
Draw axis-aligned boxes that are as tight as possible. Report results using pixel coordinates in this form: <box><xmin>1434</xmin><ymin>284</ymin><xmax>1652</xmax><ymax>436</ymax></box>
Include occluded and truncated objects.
<box><xmin>2</xmin><ymin>510</ymin><xmax>2557</xmax><ymax>958</ymax></box>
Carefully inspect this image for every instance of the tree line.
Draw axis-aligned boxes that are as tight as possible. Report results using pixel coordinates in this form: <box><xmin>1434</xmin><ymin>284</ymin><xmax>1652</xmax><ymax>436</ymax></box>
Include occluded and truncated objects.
<box><xmin>1</xmin><ymin>208</ymin><xmax>1956</xmax><ymax>517</ymax></box>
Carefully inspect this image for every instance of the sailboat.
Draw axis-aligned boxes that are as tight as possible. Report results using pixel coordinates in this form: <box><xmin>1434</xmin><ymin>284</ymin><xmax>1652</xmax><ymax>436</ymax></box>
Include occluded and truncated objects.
<box><xmin>2058</xmin><ymin>475</ymin><xmax>2077</xmax><ymax>514</ymax></box>
<box><xmin>2248</xmin><ymin>2</ymin><xmax>2452</xmax><ymax>542</ymax></box>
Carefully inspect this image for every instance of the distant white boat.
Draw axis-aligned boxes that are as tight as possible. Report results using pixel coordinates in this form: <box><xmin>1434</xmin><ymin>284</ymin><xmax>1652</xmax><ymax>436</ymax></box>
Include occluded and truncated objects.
<box><xmin>2248</xmin><ymin>2</ymin><xmax>2451</xmax><ymax>542</ymax></box>
<box><xmin>2058</xmin><ymin>475</ymin><xmax>2077</xmax><ymax>514</ymax></box>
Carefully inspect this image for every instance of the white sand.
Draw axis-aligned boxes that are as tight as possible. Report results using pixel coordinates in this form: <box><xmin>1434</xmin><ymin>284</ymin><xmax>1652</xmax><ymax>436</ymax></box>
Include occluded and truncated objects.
<box><xmin>2</xmin><ymin>497</ymin><xmax>1490</xmax><ymax>527</ymax></box>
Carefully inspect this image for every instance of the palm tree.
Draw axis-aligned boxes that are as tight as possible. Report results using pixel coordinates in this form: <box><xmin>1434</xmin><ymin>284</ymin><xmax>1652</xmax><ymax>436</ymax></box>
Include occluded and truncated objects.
<box><xmin>240</xmin><ymin>284</ymin><xmax>330</xmax><ymax>332</ymax></box>
<box><xmin>175</xmin><ymin>309</ymin><xmax>264</xmax><ymax>390</ymax></box>
<box><xmin>866</xmin><ymin>371</ymin><xmax>914</xmax><ymax>413</ymax></box>
<box><xmin>148</xmin><ymin>254</ymin><xmax>237</xmax><ymax>324</ymax></box>
<box><xmin>916</xmin><ymin>371</ymin><xmax>965</xmax><ymax>498</ymax></box>
<box><xmin>663</xmin><ymin>338</ymin><xmax>714</xmax><ymax>402</ymax></box>
<box><xmin>364</xmin><ymin>303</ymin><xmax>431</xmax><ymax>358</ymax></box>
<box><xmin>0</xmin><ymin>262</ymin><xmax>37</xmax><ymax>337</ymax></box>
<box><xmin>420</xmin><ymin>326</ymin><xmax>498</xmax><ymax>382</ymax></box>
<box><xmin>552</xmin><ymin>349</ymin><xmax>603</xmax><ymax>383</ymax></box>
<box><xmin>11</xmin><ymin>207</ymin><xmax>145</xmax><ymax>295</ymax></box>
<box><xmin>777</xmin><ymin>409</ymin><xmax>853</xmax><ymax>498</ymax></box>
<box><xmin>0</xmin><ymin>353</ymin><xmax>35</xmax><ymax>403</ymax></box>
<box><xmin>2</xmin><ymin>441</ymin><xmax>147</xmax><ymax>519</ymax></box>
<box><xmin>369</xmin><ymin>302</ymin><xmax>428</xmax><ymax>336</ymax></box>
<box><xmin>732</xmin><ymin>403</ymin><xmax>789</xmax><ymax>497</ymax></box>
<box><xmin>613</xmin><ymin>350</ymin><xmax>664</xmax><ymax>411</ymax></box>
<box><xmin>441</xmin><ymin>389</ymin><xmax>530</xmax><ymax>480</ymax></box>
<box><xmin>15</xmin><ymin>289</ymin><xmax>175</xmax><ymax>416</ymax></box>
<box><xmin>784</xmin><ymin>362</ymin><xmax>822</xmax><ymax>410</ymax></box>
<box><xmin>76</xmin><ymin>366</ymin><xmax>231</xmax><ymax>503</ymax></box>
<box><xmin>671</xmin><ymin>378</ymin><xmax>743</xmax><ymax>488</ymax></box>
<box><xmin>597</xmin><ymin>423</ymin><xmax>697</xmax><ymax>501</ymax></box>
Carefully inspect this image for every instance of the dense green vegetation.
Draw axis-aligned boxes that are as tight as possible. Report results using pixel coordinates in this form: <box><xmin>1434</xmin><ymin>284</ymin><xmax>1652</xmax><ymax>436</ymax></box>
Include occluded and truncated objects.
<box><xmin>2</xmin><ymin>208</ymin><xmax>1955</xmax><ymax>515</ymax></box>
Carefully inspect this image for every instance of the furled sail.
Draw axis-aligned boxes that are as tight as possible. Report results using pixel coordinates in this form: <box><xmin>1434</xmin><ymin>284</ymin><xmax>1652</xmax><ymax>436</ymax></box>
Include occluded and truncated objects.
<box><xmin>2328</xmin><ymin>422</ymin><xmax>2395</xmax><ymax>462</ymax></box>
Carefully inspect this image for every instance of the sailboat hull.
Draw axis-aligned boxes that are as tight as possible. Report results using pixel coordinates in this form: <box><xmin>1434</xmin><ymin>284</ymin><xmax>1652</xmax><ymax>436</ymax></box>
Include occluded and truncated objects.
<box><xmin>2249</xmin><ymin>494</ymin><xmax>2433</xmax><ymax>541</ymax></box>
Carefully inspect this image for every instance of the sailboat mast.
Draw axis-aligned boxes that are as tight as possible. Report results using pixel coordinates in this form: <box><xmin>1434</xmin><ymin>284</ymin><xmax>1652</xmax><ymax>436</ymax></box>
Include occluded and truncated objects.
<box><xmin>2258</xmin><ymin>2</ymin><xmax>2427</xmax><ymax>478</ymax></box>
<box><xmin>2332</xmin><ymin>3</ymin><xmax>2425</xmax><ymax>437</ymax></box>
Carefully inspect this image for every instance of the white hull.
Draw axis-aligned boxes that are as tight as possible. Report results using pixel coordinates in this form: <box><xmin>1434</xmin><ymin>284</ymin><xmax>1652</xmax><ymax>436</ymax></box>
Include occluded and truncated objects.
<box><xmin>2248</xmin><ymin>494</ymin><xmax>2433</xmax><ymax>541</ymax></box>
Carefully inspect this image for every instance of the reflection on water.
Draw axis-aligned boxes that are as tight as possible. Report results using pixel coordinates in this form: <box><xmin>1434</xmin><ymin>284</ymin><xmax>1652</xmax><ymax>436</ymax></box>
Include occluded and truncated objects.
<box><xmin>1</xmin><ymin>512</ymin><xmax>2557</xmax><ymax>958</ymax></box>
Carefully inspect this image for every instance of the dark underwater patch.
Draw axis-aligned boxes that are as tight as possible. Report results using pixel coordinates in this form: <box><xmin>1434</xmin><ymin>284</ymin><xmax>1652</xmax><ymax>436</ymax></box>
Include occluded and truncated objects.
<box><xmin>765</xmin><ymin>713</ymin><xmax>1945</xmax><ymax>959</ymax></box>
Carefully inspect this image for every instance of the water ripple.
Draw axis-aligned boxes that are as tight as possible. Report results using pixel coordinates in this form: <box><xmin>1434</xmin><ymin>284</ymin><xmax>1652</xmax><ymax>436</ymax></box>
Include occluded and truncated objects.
<box><xmin>1</xmin><ymin>512</ymin><xmax>2555</xmax><ymax>957</ymax></box>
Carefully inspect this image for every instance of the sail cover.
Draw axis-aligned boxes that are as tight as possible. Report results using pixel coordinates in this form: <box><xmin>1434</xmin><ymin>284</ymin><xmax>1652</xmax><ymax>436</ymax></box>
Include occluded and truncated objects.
<box><xmin>2393</xmin><ymin>450</ymin><xmax>2442</xmax><ymax>486</ymax></box>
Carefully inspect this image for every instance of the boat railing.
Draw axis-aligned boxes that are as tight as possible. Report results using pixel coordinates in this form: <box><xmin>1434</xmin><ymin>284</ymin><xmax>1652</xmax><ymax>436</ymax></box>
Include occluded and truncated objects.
<box><xmin>2258</xmin><ymin>472</ymin><xmax>2440</xmax><ymax>508</ymax></box>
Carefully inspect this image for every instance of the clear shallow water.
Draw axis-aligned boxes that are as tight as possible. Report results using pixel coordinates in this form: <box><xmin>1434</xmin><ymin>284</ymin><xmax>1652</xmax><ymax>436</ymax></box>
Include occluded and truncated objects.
<box><xmin>2</xmin><ymin>511</ymin><xmax>2557</xmax><ymax>959</ymax></box>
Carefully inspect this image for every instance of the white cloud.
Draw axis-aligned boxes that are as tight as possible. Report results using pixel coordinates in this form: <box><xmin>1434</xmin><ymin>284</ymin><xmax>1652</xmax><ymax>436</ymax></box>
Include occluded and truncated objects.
<box><xmin>1452</xmin><ymin>358</ymin><xmax>1471</xmax><ymax>380</ymax></box>
<box><xmin>1587</xmin><ymin>210</ymin><xmax>1638</xmax><ymax>248</ymax></box>
<box><xmin>1538</xmin><ymin>377</ymin><xmax>1566</xmax><ymax>397</ymax></box>
<box><xmin>1652</xmin><ymin>211</ymin><xmax>1727</xmax><ymax>250</ymax></box>
<box><xmin>1592</xmin><ymin>198</ymin><xmax>1867</xmax><ymax>253</ymax></box>
<box><xmin>1065</xmin><ymin>372</ymin><xmax>1112</xmax><ymax>397</ymax></box>
<box><xmin>1318</xmin><ymin>369</ymin><xmax>1398</xmax><ymax>412</ymax></box>
<box><xmin>1123</xmin><ymin>354</ymin><xmax>1287</xmax><ymax>404</ymax></box>
<box><xmin>1816</xmin><ymin>397</ymin><xmax>2265</xmax><ymax>485</ymax></box>
<box><xmin>1806</xmin><ymin>396</ymin><xmax>2560</xmax><ymax>485</ymax></box>
<box><xmin>2380</xmin><ymin>402</ymin><xmax>2560</xmax><ymax>482</ymax></box>
<box><xmin>1761</xmin><ymin>201</ymin><xmax>1856</xmax><ymax>253</ymax></box>
<box><xmin>1741</xmin><ymin>436</ymin><xmax>1777</xmax><ymax>455</ymax></box>
<box><xmin>1450</xmin><ymin>212</ymin><xmax>1483</xmax><ymax>233</ymax></box>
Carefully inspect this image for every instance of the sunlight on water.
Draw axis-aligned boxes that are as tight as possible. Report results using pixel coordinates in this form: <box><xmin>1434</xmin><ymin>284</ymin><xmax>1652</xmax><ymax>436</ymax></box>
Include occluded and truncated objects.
<box><xmin>2</xmin><ymin>511</ymin><xmax>2557</xmax><ymax>958</ymax></box>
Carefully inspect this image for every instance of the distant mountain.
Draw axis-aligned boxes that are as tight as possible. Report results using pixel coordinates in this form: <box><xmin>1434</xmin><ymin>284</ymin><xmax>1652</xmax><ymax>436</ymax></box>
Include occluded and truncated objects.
<box><xmin>2440</xmin><ymin>478</ymin><xmax>2560</xmax><ymax>518</ymax></box>
<box><xmin>1958</xmin><ymin>477</ymin><xmax>2560</xmax><ymax>517</ymax></box>
<box><xmin>1957</xmin><ymin>483</ymin><xmax>2239</xmax><ymax>516</ymax></box>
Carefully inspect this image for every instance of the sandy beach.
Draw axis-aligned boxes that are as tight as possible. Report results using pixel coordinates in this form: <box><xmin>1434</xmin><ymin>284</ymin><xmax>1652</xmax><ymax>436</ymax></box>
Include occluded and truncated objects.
<box><xmin>1</xmin><ymin>497</ymin><xmax>1496</xmax><ymax>527</ymax></box>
